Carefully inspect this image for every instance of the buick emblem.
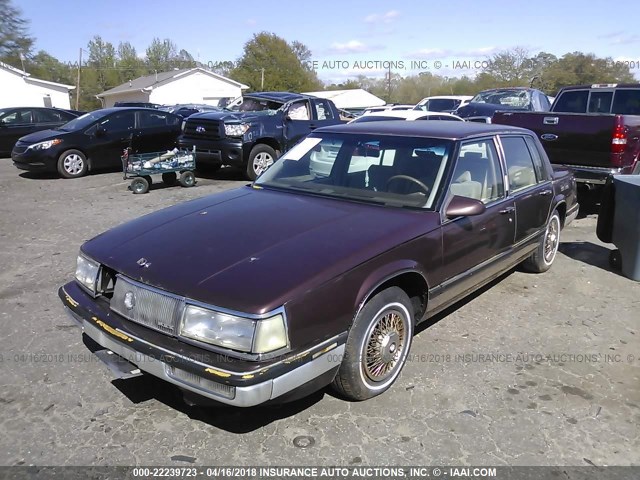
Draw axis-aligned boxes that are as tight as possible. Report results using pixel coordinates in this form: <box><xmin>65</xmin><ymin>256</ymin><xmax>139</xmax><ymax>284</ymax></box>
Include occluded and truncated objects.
<box><xmin>196</xmin><ymin>126</ymin><xmax>206</xmax><ymax>133</ymax></box>
<box><xmin>124</xmin><ymin>291</ymin><xmax>136</xmax><ymax>310</ymax></box>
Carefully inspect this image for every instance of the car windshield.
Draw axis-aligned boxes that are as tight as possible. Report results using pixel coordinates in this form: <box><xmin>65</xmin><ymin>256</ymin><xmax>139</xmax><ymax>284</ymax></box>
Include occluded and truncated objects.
<box><xmin>255</xmin><ymin>133</ymin><xmax>453</xmax><ymax>209</ymax></box>
<box><xmin>227</xmin><ymin>96</ymin><xmax>284</xmax><ymax>115</ymax></box>
<box><xmin>57</xmin><ymin>110</ymin><xmax>110</xmax><ymax>131</ymax></box>
<box><xmin>471</xmin><ymin>89</ymin><xmax>531</xmax><ymax>108</ymax></box>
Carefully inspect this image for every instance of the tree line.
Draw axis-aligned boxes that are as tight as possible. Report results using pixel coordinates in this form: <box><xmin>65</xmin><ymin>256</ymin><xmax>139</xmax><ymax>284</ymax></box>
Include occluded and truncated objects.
<box><xmin>1</xmin><ymin>0</ymin><xmax>636</xmax><ymax>110</ymax></box>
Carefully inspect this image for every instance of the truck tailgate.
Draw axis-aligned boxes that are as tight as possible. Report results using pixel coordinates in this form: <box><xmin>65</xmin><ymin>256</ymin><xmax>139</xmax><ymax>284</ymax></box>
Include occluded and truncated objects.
<box><xmin>493</xmin><ymin>112</ymin><xmax>616</xmax><ymax>168</ymax></box>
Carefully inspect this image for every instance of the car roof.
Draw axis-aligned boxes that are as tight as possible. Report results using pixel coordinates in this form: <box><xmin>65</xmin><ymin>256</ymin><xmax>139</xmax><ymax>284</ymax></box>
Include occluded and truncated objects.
<box><xmin>93</xmin><ymin>107</ymin><xmax>177</xmax><ymax>114</ymax></box>
<box><xmin>558</xmin><ymin>83</ymin><xmax>640</xmax><ymax>91</ymax></box>
<box><xmin>316</xmin><ymin>120</ymin><xmax>531</xmax><ymax>140</ymax></box>
<box><xmin>245</xmin><ymin>92</ymin><xmax>312</xmax><ymax>102</ymax></box>
<box><xmin>356</xmin><ymin>110</ymin><xmax>463</xmax><ymax>121</ymax></box>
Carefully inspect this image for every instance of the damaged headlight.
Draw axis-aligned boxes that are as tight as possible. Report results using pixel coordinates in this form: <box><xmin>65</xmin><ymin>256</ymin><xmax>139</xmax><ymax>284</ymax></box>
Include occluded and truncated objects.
<box><xmin>75</xmin><ymin>253</ymin><xmax>100</xmax><ymax>296</ymax></box>
<box><xmin>224</xmin><ymin>123</ymin><xmax>250</xmax><ymax>137</ymax></box>
<box><xmin>179</xmin><ymin>305</ymin><xmax>288</xmax><ymax>354</ymax></box>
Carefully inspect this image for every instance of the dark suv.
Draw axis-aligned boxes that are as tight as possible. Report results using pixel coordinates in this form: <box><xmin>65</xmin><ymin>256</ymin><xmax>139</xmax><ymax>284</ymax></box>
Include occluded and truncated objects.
<box><xmin>12</xmin><ymin>108</ymin><xmax>182</xmax><ymax>178</ymax></box>
<box><xmin>178</xmin><ymin>92</ymin><xmax>344</xmax><ymax>180</ymax></box>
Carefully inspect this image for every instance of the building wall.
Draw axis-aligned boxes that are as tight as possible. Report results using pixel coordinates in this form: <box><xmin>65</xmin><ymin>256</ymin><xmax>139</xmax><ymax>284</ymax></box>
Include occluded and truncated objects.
<box><xmin>0</xmin><ymin>69</ymin><xmax>72</xmax><ymax>108</ymax></box>
<box><xmin>100</xmin><ymin>90</ymin><xmax>150</xmax><ymax>108</ymax></box>
<box><xmin>149</xmin><ymin>71</ymin><xmax>243</xmax><ymax>106</ymax></box>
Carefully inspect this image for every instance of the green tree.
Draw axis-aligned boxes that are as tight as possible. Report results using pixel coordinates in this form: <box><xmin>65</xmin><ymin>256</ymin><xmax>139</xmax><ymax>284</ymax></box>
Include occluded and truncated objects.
<box><xmin>482</xmin><ymin>47</ymin><xmax>534</xmax><ymax>86</ymax></box>
<box><xmin>0</xmin><ymin>0</ymin><xmax>34</xmax><ymax>68</ymax></box>
<box><xmin>117</xmin><ymin>41</ymin><xmax>145</xmax><ymax>83</ymax></box>
<box><xmin>145</xmin><ymin>38</ymin><xmax>178</xmax><ymax>72</ymax></box>
<box><xmin>25</xmin><ymin>50</ymin><xmax>74</xmax><ymax>85</ymax></box>
<box><xmin>230</xmin><ymin>32</ymin><xmax>322</xmax><ymax>92</ymax></box>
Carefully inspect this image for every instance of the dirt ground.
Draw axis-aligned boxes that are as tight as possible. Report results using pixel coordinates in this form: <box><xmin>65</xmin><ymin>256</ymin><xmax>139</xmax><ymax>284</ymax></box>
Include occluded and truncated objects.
<box><xmin>0</xmin><ymin>161</ymin><xmax>638</xmax><ymax>467</ymax></box>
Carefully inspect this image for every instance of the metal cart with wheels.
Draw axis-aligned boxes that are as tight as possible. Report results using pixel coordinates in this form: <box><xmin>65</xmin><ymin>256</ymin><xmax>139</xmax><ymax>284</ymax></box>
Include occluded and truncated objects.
<box><xmin>122</xmin><ymin>147</ymin><xmax>196</xmax><ymax>194</ymax></box>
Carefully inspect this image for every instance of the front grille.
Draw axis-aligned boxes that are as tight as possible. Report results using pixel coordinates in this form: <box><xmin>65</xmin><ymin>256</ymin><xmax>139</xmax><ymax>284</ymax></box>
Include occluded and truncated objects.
<box><xmin>12</xmin><ymin>142</ymin><xmax>28</xmax><ymax>155</ymax></box>
<box><xmin>183</xmin><ymin>119</ymin><xmax>224</xmax><ymax>140</ymax></box>
<box><xmin>111</xmin><ymin>276</ymin><xmax>183</xmax><ymax>335</ymax></box>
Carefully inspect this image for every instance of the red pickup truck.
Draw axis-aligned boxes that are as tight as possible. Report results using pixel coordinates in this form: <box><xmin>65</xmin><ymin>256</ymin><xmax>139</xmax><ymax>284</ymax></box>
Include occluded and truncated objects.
<box><xmin>493</xmin><ymin>84</ymin><xmax>640</xmax><ymax>194</ymax></box>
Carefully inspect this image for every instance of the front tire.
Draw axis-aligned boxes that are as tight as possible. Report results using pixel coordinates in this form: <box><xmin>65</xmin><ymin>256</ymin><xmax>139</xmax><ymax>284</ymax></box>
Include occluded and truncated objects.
<box><xmin>246</xmin><ymin>144</ymin><xmax>277</xmax><ymax>181</ymax></box>
<box><xmin>57</xmin><ymin>149</ymin><xmax>87</xmax><ymax>178</ymax></box>
<box><xmin>332</xmin><ymin>286</ymin><xmax>414</xmax><ymax>401</ymax></box>
<box><xmin>179</xmin><ymin>171</ymin><xmax>196</xmax><ymax>187</ymax></box>
<box><xmin>522</xmin><ymin>210</ymin><xmax>561</xmax><ymax>273</ymax></box>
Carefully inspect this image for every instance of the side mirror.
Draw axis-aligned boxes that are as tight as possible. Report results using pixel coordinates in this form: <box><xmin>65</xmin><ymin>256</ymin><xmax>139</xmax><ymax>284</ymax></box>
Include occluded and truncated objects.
<box><xmin>445</xmin><ymin>195</ymin><xmax>486</xmax><ymax>218</ymax></box>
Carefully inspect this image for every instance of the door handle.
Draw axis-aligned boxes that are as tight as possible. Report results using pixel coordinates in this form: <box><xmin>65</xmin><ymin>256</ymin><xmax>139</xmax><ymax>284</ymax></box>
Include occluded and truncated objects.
<box><xmin>539</xmin><ymin>189</ymin><xmax>552</xmax><ymax>196</ymax></box>
<box><xmin>309</xmin><ymin>124</ymin><xmax>317</xmax><ymax>130</ymax></box>
<box><xmin>499</xmin><ymin>206</ymin><xmax>515</xmax><ymax>214</ymax></box>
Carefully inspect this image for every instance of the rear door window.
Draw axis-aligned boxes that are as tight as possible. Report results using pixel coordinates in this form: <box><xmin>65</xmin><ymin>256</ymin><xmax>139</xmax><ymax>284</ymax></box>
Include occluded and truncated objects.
<box><xmin>313</xmin><ymin>100</ymin><xmax>334</xmax><ymax>120</ymax></box>
<box><xmin>501</xmin><ymin>136</ymin><xmax>539</xmax><ymax>192</ymax></box>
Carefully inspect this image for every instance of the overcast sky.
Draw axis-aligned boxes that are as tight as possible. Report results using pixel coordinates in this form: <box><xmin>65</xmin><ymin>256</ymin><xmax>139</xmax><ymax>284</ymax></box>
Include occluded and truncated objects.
<box><xmin>16</xmin><ymin>0</ymin><xmax>640</xmax><ymax>82</ymax></box>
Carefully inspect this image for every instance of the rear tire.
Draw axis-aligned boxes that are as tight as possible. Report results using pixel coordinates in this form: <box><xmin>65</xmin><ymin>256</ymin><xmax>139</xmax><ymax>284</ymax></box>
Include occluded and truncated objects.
<box><xmin>522</xmin><ymin>210</ymin><xmax>561</xmax><ymax>273</ymax></box>
<box><xmin>332</xmin><ymin>286</ymin><xmax>414</xmax><ymax>401</ymax></box>
<box><xmin>57</xmin><ymin>149</ymin><xmax>87</xmax><ymax>178</ymax></box>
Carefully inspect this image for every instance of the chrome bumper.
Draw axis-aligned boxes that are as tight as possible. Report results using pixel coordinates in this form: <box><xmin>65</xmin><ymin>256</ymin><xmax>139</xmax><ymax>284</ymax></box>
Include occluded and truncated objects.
<box><xmin>64</xmin><ymin>307</ymin><xmax>344</xmax><ymax>407</ymax></box>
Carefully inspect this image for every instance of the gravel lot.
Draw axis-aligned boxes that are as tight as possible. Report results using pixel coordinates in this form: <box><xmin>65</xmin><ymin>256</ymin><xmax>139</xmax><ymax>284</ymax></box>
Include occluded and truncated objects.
<box><xmin>0</xmin><ymin>160</ymin><xmax>638</xmax><ymax>467</ymax></box>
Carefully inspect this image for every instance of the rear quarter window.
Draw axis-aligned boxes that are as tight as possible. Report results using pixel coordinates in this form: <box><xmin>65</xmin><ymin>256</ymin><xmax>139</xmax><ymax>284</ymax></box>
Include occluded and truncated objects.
<box><xmin>612</xmin><ymin>89</ymin><xmax>640</xmax><ymax>115</ymax></box>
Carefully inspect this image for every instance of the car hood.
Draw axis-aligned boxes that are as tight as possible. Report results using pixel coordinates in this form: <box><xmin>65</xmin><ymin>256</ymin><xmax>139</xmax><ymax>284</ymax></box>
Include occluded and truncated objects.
<box><xmin>456</xmin><ymin>102</ymin><xmax>525</xmax><ymax>118</ymax></box>
<box><xmin>17</xmin><ymin>129</ymin><xmax>68</xmax><ymax>144</ymax></box>
<box><xmin>82</xmin><ymin>187</ymin><xmax>438</xmax><ymax>313</ymax></box>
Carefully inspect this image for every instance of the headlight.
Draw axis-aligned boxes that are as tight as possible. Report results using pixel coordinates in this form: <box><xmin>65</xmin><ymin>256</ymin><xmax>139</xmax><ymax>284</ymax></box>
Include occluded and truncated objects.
<box><xmin>27</xmin><ymin>139</ymin><xmax>62</xmax><ymax>151</ymax></box>
<box><xmin>224</xmin><ymin>123</ymin><xmax>250</xmax><ymax>137</ymax></box>
<box><xmin>180</xmin><ymin>305</ymin><xmax>288</xmax><ymax>354</ymax></box>
<box><xmin>181</xmin><ymin>120</ymin><xmax>186</xmax><ymax>132</ymax></box>
<box><xmin>75</xmin><ymin>253</ymin><xmax>100</xmax><ymax>295</ymax></box>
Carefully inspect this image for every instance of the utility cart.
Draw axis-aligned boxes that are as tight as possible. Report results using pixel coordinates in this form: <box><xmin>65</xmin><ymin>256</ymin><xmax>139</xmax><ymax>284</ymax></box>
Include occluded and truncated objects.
<box><xmin>122</xmin><ymin>146</ymin><xmax>196</xmax><ymax>194</ymax></box>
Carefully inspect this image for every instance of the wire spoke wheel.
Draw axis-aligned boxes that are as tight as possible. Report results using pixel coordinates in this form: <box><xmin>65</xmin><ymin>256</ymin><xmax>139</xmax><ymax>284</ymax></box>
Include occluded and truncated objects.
<box><xmin>543</xmin><ymin>215</ymin><xmax>560</xmax><ymax>264</ymax></box>
<box><xmin>363</xmin><ymin>309</ymin><xmax>408</xmax><ymax>383</ymax></box>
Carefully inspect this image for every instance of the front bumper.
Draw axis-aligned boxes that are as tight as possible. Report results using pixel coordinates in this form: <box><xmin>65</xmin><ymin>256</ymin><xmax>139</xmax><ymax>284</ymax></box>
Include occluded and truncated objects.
<box><xmin>59</xmin><ymin>282</ymin><xmax>344</xmax><ymax>407</ymax></box>
<box><xmin>178</xmin><ymin>137</ymin><xmax>244</xmax><ymax>167</ymax></box>
<box><xmin>11</xmin><ymin>147</ymin><xmax>57</xmax><ymax>172</ymax></box>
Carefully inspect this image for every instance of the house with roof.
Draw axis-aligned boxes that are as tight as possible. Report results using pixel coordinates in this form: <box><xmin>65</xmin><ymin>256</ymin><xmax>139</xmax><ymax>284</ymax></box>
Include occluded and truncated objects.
<box><xmin>0</xmin><ymin>61</ymin><xmax>75</xmax><ymax>109</ymax></box>
<box><xmin>97</xmin><ymin>67</ymin><xmax>249</xmax><ymax>108</ymax></box>
<box><xmin>302</xmin><ymin>88</ymin><xmax>385</xmax><ymax>112</ymax></box>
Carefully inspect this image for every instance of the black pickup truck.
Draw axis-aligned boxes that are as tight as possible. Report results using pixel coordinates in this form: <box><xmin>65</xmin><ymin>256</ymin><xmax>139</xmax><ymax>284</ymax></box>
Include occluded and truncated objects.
<box><xmin>493</xmin><ymin>84</ymin><xmax>640</xmax><ymax>195</ymax></box>
<box><xmin>178</xmin><ymin>92</ymin><xmax>345</xmax><ymax>180</ymax></box>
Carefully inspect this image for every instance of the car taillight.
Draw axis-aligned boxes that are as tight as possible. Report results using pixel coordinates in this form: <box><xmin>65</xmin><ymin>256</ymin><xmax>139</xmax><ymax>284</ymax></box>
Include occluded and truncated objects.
<box><xmin>611</xmin><ymin>115</ymin><xmax>627</xmax><ymax>154</ymax></box>
<box><xmin>610</xmin><ymin>115</ymin><xmax>629</xmax><ymax>168</ymax></box>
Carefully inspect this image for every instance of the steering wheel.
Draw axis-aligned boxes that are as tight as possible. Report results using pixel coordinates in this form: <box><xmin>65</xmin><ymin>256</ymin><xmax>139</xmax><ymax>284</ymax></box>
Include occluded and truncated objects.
<box><xmin>386</xmin><ymin>175</ymin><xmax>430</xmax><ymax>194</ymax></box>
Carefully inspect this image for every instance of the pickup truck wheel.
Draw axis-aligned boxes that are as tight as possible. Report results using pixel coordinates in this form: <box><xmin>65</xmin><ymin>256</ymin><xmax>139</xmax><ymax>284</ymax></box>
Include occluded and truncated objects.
<box><xmin>332</xmin><ymin>286</ymin><xmax>414</xmax><ymax>401</ymax></box>
<box><xmin>247</xmin><ymin>145</ymin><xmax>277</xmax><ymax>181</ymax></box>
<box><xmin>522</xmin><ymin>210</ymin><xmax>561</xmax><ymax>273</ymax></box>
<box><xmin>57</xmin><ymin>149</ymin><xmax>88</xmax><ymax>178</ymax></box>
<box><xmin>179</xmin><ymin>171</ymin><xmax>196</xmax><ymax>187</ymax></box>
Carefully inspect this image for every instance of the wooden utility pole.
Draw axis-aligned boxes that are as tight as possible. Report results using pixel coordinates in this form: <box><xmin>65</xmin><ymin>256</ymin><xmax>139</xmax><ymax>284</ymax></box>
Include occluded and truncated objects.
<box><xmin>260</xmin><ymin>68</ymin><xmax>265</xmax><ymax>90</ymax></box>
<box><xmin>75</xmin><ymin>48</ymin><xmax>82</xmax><ymax>110</ymax></box>
<box><xmin>387</xmin><ymin>64</ymin><xmax>392</xmax><ymax>102</ymax></box>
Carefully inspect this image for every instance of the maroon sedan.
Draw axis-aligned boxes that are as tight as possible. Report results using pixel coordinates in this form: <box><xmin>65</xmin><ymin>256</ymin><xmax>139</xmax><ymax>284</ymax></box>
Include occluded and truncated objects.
<box><xmin>59</xmin><ymin>121</ymin><xmax>578</xmax><ymax>407</ymax></box>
